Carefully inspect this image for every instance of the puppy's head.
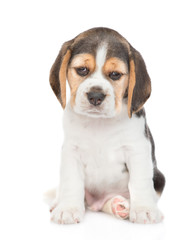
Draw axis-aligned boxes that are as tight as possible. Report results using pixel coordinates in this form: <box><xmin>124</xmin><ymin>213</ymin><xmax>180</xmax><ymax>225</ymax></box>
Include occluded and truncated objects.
<box><xmin>50</xmin><ymin>28</ymin><xmax>151</xmax><ymax>118</ymax></box>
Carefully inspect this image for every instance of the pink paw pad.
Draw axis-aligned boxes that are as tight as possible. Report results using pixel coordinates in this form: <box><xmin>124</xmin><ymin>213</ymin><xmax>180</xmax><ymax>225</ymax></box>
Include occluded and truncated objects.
<box><xmin>111</xmin><ymin>196</ymin><xmax>129</xmax><ymax>219</ymax></box>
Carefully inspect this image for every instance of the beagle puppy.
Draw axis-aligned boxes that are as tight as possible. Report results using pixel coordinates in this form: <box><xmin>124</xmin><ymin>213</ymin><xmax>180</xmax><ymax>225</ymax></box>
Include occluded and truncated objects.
<box><xmin>49</xmin><ymin>27</ymin><xmax>165</xmax><ymax>224</ymax></box>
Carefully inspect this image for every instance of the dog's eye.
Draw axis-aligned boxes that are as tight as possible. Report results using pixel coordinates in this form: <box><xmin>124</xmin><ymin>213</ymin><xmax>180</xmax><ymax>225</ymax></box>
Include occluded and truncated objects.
<box><xmin>109</xmin><ymin>72</ymin><xmax>122</xmax><ymax>81</ymax></box>
<box><xmin>76</xmin><ymin>67</ymin><xmax>89</xmax><ymax>77</ymax></box>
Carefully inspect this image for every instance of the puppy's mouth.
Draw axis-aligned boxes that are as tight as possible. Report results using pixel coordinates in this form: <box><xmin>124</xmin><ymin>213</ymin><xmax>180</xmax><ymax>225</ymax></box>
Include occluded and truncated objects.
<box><xmin>83</xmin><ymin>105</ymin><xmax>111</xmax><ymax>118</ymax></box>
<box><xmin>87</xmin><ymin>108</ymin><xmax>101</xmax><ymax>114</ymax></box>
<box><xmin>74</xmin><ymin>103</ymin><xmax>114</xmax><ymax>119</ymax></box>
<box><xmin>86</xmin><ymin>108</ymin><xmax>103</xmax><ymax>116</ymax></box>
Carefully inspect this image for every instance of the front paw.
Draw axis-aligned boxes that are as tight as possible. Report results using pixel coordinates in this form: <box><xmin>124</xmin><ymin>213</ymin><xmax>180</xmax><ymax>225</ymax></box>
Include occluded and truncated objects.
<box><xmin>50</xmin><ymin>203</ymin><xmax>85</xmax><ymax>224</ymax></box>
<box><xmin>130</xmin><ymin>205</ymin><xmax>164</xmax><ymax>224</ymax></box>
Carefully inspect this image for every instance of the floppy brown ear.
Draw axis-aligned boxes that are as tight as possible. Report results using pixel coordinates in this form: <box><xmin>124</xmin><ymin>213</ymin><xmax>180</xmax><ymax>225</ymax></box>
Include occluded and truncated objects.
<box><xmin>49</xmin><ymin>40</ymin><xmax>73</xmax><ymax>108</ymax></box>
<box><xmin>127</xmin><ymin>47</ymin><xmax>151</xmax><ymax>118</ymax></box>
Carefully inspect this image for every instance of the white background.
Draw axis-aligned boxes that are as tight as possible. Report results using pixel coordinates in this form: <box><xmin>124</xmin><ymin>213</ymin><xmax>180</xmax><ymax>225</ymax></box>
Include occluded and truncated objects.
<box><xmin>0</xmin><ymin>0</ymin><xmax>195</xmax><ymax>239</ymax></box>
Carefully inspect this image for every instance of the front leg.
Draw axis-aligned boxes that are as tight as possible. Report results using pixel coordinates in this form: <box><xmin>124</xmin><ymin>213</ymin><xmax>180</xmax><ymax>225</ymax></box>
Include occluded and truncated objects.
<box><xmin>127</xmin><ymin>141</ymin><xmax>163</xmax><ymax>224</ymax></box>
<box><xmin>51</xmin><ymin>144</ymin><xmax>85</xmax><ymax>224</ymax></box>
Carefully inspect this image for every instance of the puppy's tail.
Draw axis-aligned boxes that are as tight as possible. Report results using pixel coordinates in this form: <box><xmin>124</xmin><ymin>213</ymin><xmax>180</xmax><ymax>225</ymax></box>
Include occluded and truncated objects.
<box><xmin>43</xmin><ymin>188</ymin><xmax>56</xmax><ymax>206</ymax></box>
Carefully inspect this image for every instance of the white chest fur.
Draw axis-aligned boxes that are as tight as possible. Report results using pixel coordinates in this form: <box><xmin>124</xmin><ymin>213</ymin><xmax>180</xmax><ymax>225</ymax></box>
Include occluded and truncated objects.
<box><xmin>62</xmin><ymin>102</ymin><xmax>147</xmax><ymax>197</ymax></box>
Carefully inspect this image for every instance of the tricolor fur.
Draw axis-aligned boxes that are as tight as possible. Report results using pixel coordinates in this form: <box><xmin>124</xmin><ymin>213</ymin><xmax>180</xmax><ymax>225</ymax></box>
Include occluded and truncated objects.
<box><xmin>49</xmin><ymin>27</ymin><xmax>165</xmax><ymax>224</ymax></box>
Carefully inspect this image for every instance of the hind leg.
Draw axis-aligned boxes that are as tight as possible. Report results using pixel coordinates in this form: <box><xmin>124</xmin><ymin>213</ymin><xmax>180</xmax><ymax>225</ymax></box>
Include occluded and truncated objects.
<box><xmin>102</xmin><ymin>195</ymin><xmax>130</xmax><ymax>220</ymax></box>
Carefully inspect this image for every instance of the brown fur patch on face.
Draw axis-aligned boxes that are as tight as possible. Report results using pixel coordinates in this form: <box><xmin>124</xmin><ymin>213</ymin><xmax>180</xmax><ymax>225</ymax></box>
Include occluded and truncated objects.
<box><xmin>113</xmin><ymin>76</ymin><xmax>129</xmax><ymax>113</ymax></box>
<box><xmin>103</xmin><ymin>57</ymin><xmax>128</xmax><ymax>75</ymax></box>
<box><xmin>70</xmin><ymin>54</ymin><xmax>95</xmax><ymax>70</ymax></box>
<box><xmin>67</xmin><ymin>53</ymin><xmax>96</xmax><ymax>106</ymax></box>
<box><xmin>103</xmin><ymin>57</ymin><xmax>128</xmax><ymax>112</ymax></box>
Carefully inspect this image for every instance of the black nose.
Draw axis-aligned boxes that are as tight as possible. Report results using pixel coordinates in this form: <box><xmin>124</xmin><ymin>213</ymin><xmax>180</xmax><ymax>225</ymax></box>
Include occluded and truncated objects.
<box><xmin>87</xmin><ymin>92</ymin><xmax>106</xmax><ymax>106</ymax></box>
